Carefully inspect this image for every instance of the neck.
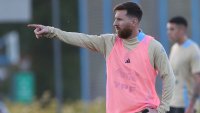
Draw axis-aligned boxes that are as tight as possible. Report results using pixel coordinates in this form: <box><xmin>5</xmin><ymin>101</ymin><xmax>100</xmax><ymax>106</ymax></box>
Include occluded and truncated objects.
<box><xmin>177</xmin><ymin>35</ymin><xmax>187</xmax><ymax>45</ymax></box>
<box><xmin>126</xmin><ymin>28</ymin><xmax>139</xmax><ymax>40</ymax></box>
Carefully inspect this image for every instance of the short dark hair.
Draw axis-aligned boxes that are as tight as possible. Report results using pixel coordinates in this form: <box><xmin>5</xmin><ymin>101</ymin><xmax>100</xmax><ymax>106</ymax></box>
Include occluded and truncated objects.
<box><xmin>168</xmin><ymin>16</ymin><xmax>188</xmax><ymax>27</ymax></box>
<box><xmin>114</xmin><ymin>2</ymin><xmax>143</xmax><ymax>21</ymax></box>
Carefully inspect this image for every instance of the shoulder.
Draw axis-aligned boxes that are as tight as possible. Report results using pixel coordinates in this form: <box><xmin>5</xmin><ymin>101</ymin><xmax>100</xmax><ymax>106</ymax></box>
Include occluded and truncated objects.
<box><xmin>148</xmin><ymin>37</ymin><xmax>165</xmax><ymax>51</ymax></box>
<box><xmin>100</xmin><ymin>33</ymin><xmax>117</xmax><ymax>43</ymax></box>
<box><xmin>189</xmin><ymin>40</ymin><xmax>199</xmax><ymax>50</ymax></box>
<box><xmin>147</xmin><ymin>37</ymin><xmax>168</xmax><ymax>58</ymax></box>
<box><xmin>100</xmin><ymin>34</ymin><xmax>116</xmax><ymax>38</ymax></box>
<box><xmin>188</xmin><ymin>40</ymin><xmax>200</xmax><ymax>55</ymax></box>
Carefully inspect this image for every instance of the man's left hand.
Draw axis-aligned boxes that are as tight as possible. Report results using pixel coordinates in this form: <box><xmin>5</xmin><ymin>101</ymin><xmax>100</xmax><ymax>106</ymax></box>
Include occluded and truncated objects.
<box><xmin>147</xmin><ymin>108</ymin><xmax>158</xmax><ymax>113</ymax></box>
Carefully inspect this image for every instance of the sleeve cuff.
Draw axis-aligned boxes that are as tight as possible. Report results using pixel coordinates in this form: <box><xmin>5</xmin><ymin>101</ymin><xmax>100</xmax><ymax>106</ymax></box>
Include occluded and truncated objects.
<box><xmin>157</xmin><ymin>105</ymin><xmax>169</xmax><ymax>113</ymax></box>
<box><xmin>45</xmin><ymin>26</ymin><xmax>56</xmax><ymax>38</ymax></box>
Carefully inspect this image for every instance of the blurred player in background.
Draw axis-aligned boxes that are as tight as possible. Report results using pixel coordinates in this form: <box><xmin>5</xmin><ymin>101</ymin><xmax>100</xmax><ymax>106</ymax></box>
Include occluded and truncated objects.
<box><xmin>28</xmin><ymin>2</ymin><xmax>175</xmax><ymax>113</ymax></box>
<box><xmin>167</xmin><ymin>16</ymin><xmax>200</xmax><ymax>113</ymax></box>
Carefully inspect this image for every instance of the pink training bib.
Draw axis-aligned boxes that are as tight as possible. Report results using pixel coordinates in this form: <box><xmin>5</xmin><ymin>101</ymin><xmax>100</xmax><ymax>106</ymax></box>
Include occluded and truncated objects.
<box><xmin>106</xmin><ymin>35</ymin><xmax>160</xmax><ymax>113</ymax></box>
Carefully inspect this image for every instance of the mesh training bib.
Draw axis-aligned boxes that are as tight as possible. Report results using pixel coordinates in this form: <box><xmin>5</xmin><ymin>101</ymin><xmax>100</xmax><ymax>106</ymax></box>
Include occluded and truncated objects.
<box><xmin>106</xmin><ymin>35</ymin><xmax>160</xmax><ymax>113</ymax></box>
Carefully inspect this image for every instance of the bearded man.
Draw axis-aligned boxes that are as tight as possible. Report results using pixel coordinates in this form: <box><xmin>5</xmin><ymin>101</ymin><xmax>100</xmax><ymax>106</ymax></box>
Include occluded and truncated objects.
<box><xmin>28</xmin><ymin>2</ymin><xmax>175</xmax><ymax>113</ymax></box>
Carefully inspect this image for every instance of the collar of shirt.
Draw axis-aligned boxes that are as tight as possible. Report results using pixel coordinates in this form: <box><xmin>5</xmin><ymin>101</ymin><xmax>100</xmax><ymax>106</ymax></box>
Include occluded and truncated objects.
<box><xmin>181</xmin><ymin>39</ymin><xmax>193</xmax><ymax>48</ymax></box>
<box><xmin>122</xmin><ymin>30</ymin><xmax>146</xmax><ymax>44</ymax></box>
<box><xmin>137</xmin><ymin>31</ymin><xmax>146</xmax><ymax>42</ymax></box>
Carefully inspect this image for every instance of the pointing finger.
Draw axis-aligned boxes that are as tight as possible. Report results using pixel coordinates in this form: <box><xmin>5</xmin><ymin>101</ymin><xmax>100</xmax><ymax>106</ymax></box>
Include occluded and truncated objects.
<box><xmin>27</xmin><ymin>24</ymin><xmax>42</xmax><ymax>29</ymax></box>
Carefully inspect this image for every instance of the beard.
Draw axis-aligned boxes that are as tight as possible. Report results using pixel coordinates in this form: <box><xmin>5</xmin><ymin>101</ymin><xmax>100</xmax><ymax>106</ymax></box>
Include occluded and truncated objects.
<box><xmin>116</xmin><ymin>27</ymin><xmax>133</xmax><ymax>39</ymax></box>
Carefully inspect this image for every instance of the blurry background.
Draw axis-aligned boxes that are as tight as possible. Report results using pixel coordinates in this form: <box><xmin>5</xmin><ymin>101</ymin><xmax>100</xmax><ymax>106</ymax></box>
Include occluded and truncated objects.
<box><xmin>0</xmin><ymin>0</ymin><xmax>199</xmax><ymax>113</ymax></box>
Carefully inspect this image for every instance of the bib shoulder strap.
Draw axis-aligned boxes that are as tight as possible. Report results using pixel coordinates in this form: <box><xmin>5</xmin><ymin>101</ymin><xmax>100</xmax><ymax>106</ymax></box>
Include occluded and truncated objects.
<box><xmin>143</xmin><ymin>35</ymin><xmax>154</xmax><ymax>43</ymax></box>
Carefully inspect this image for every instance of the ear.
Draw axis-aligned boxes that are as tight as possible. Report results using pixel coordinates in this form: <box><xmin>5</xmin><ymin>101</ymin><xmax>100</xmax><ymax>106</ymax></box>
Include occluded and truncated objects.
<box><xmin>178</xmin><ymin>25</ymin><xmax>186</xmax><ymax>33</ymax></box>
<box><xmin>182</xmin><ymin>26</ymin><xmax>187</xmax><ymax>32</ymax></box>
<box><xmin>131</xmin><ymin>18</ymin><xmax>138</xmax><ymax>26</ymax></box>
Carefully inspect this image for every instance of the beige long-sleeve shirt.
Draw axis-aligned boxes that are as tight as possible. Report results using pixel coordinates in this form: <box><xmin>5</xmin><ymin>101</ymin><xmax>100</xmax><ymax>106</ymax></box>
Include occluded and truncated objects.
<box><xmin>46</xmin><ymin>27</ymin><xmax>175</xmax><ymax>113</ymax></box>
<box><xmin>170</xmin><ymin>39</ymin><xmax>200</xmax><ymax>109</ymax></box>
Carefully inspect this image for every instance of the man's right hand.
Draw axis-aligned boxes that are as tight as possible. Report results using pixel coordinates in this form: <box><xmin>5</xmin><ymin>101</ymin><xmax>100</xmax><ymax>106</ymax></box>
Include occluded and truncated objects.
<box><xmin>27</xmin><ymin>24</ymin><xmax>49</xmax><ymax>39</ymax></box>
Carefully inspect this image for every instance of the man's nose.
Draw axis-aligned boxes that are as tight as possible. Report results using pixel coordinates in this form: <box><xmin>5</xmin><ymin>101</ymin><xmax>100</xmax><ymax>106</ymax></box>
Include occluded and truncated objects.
<box><xmin>113</xmin><ymin>20</ymin><xmax>118</xmax><ymax>26</ymax></box>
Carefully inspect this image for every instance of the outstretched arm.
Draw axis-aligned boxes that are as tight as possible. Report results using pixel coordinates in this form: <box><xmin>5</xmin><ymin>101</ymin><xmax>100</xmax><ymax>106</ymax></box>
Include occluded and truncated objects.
<box><xmin>28</xmin><ymin>24</ymin><xmax>114</xmax><ymax>54</ymax></box>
